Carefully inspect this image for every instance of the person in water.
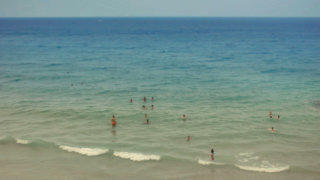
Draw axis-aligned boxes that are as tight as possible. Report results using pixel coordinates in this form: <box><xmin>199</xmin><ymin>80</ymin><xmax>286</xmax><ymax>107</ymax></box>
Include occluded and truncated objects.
<box><xmin>151</xmin><ymin>104</ymin><xmax>154</xmax><ymax>110</ymax></box>
<box><xmin>130</xmin><ymin>98</ymin><xmax>133</xmax><ymax>103</ymax></box>
<box><xmin>111</xmin><ymin>115</ymin><xmax>116</xmax><ymax>127</ymax></box>
<box><xmin>142</xmin><ymin>105</ymin><xmax>146</xmax><ymax>110</ymax></box>
<box><xmin>211</xmin><ymin>148</ymin><xmax>215</xmax><ymax>160</ymax></box>
<box><xmin>270</xmin><ymin>127</ymin><xmax>276</xmax><ymax>133</ymax></box>
<box><xmin>186</xmin><ymin>136</ymin><xmax>190</xmax><ymax>142</ymax></box>
<box><xmin>143</xmin><ymin>96</ymin><xmax>147</xmax><ymax>102</ymax></box>
<box><xmin>277</xmin><ymin>114</ymin><xmax>280</xmax><ymax>120</ymax></box>
<box><xmin>182</xmin><ymin>114</ymin><xmax>187</xmax><ymax>120</ymax></box>
<box><xmin>151</xmin><ymin>97</ymin><xmax>154</xmax><ymax>101</ymax></box>
<box><xmin>269</xmin><ymin>112</ymin><xmax>273</xmax><ymax>119</ymax></box>
<box><xmin>145</xmin><ymin>119</ymin><xmax>150</xmax><ymax>124</ymax></box>
<box><xmin>145</xmin><ymin>113</ymin><xmax>148</xmax><ymax>119</ymax></box>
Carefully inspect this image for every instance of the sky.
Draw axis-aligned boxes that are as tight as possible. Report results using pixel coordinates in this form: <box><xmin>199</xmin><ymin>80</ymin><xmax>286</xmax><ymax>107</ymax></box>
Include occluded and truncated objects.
<box><xmin>0</xmin><ymin>0</ymin><xmax>320</xmax><ymax>17</ymax></box>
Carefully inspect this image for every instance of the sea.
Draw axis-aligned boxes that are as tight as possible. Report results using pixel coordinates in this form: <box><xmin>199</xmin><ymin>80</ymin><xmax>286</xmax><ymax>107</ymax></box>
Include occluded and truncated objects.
<box><xmin>0</xmin><ymin>17</ymin><xmax>319</xmax><ymax>179</ymax></box>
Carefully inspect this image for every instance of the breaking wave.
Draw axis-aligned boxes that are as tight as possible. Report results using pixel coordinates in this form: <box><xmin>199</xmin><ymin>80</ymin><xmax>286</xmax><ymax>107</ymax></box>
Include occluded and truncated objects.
<box><xmin>15</xmin><ymin>138</ymin><xmax>31</xmax><ymax>144</ymax></box>
<box><xmin>59</xmin><ymin>145</ymin><xmax>109</xmax><ymax>156</ymax></box>
<box><xmin>113</xmin><ymin>151</ymin><xmax>160</xmax><ymax>161</ymax></box>
<box><xmin>235</xmin><ymin>163</ymin><xmax>290</xmax><ymax>173</ymax></box>
<box><xmin>197</xmin><ymin>159</ymin><xmax>225</xmax><ymax>166</ymax></box>
<box><xmin>235</xmin><ymin>152</ymin><xmax>289</xmax><ymax>173</ymax></box>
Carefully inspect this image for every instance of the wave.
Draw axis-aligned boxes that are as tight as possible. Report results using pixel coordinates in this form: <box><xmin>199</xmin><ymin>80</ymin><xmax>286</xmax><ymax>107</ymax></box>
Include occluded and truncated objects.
<box><xmin>59</xmin><ymin>145</ymin><xmax>109</xmax><ymax>156</ymax></box>
<box><xmin>15</xmin><ymin>138</ymin><xmax>31</xmax><ymax>144</ymax></box>
<box><xmin>113</xmin><ymin>151</ymin><xmax>160</xmax><ymax>161</ymax></box>
<box><xmin>235</xmin><ymin>152</ymin><xmax>289</xmax><ymax>172</ymax></box>
<box><xmin>235</xmin><ymin>163</ymin><xmax>290</xmax><ymax>173</ymax></box>
<box><xmin>198</xmin><ymin>159</ymin><xmax>225</xmax><ymax>166</ymax></box>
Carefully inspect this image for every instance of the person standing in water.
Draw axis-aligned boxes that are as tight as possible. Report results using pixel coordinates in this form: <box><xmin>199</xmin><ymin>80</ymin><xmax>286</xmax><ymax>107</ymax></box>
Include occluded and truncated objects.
<box><xmin>151</xmin><ymin>97</ymin><xmax>154</xmax><ymax>101</ymax></box>
<box><xmin>143</xmin><ymin>96</ymin><xmax>147</xmax><ymax>102</ymax></box>
<box><xmin>269</xmin><ymin>112</ymin><xmax>273</xmax><ymax>119</ymax></box>
<box><xmin>270</xmin><ymin>127</ymin><xmax>276</xmax><ymax>133</ymax></box>
<box><xmin>277</xmin><ymin>113</ymin><xmax>280</xmax><ymax>120</ymax></box>
<box><xmin>151</xmin><ymin>104</ymin><xmax>154</xmax><ymax>110</ymax></box>
<box><xmin>130</xmin><ymin>98</ymin><xmax>133</xmax><ymax>103</ymax></box>
<box><xmin>186</xmin><ymin>136</ymin><xmax>190</xmax><ymax>142</ymax></box>
<box><xmin>211</xmin><ymin>148</ymin><xmax>215</xmax><ymax>160</ymax></box>
<box><xmin>182</xmin><ymin>114</ymin><xmax>187</xmax><ymax>121</ymax></box>
<box><xmin>111</xmin><ymin>115</ymin><xmax>117</xmax><ymax>127</ymax></box>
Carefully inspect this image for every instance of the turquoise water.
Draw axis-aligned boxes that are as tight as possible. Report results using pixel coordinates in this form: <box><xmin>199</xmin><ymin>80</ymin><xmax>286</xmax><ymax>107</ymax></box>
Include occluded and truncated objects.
<box><xmin>0</xmin><ymin>18</ymin><xmax>320</xmax><ymax>179</ymax></box>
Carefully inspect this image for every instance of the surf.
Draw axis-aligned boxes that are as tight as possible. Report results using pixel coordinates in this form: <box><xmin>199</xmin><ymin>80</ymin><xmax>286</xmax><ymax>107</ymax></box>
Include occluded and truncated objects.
<box><xmin>59</xmin><ymin>145</ymin><xmax>109</xmax><ymax>156</ymax></box>
<box><xmin>235</xmin><ymin>152</ymin><xmax>289</xmax><ymax>173</ymax></box>
<box><xmin>15</xmin><ymin>138</ymin><xmax>31</xmax><ymax>145</ymax></box>
<box><xmin>197</xmin><ymin>159</ymin><xmax>225</xmax><ymax>166</ymax></box>
<box><xmin>113</xmin><ymin>151</ymin><xmax>160</xmax><ymax>161</ymax></box>
<box><xmin>235</xmin><ymin>163</ymin><xmax>290</xmax><ymax>173</ymax></box>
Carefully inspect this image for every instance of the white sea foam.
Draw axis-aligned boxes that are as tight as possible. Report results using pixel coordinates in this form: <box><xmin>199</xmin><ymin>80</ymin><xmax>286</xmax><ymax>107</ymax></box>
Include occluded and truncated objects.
<box><xmin>235</xmin><ymin>153</ymin><xmax>289</xmax><ymax>172</ymax></box>
<box><xmin>198</xmin><ymin>159</ymin><xmax>225</xmax><ymax>166</ymax></box>
<box><xmin>15</xmin><ymin>138</ymin><xmax>31</xmax><ymax>144</ymax></box>
<box><xmin>113</xmin><ymin>151</ymin><xmax>160</xmax><ymax>161</ymax></box>
<box><xmin>59</xmin><ymin>145</ymin><xmax>108</xmax><ymax>156</ymax></box>
<box><xmin>235</xmin><ymin>163</ymin><xmax>290</xmax><ymax>173</ymax></box>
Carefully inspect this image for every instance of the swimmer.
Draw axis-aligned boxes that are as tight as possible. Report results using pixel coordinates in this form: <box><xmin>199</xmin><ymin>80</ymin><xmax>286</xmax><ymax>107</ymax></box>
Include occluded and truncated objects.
<box><xmin>151</xmin><ymin>97</ymin><xmax>154</xmax><ymax>101</ymax></box>
<box><xmin>277</xmin><ymin>114</ymin><xmax>280</xmax><ymax>120</ymax></box>
<box><xmin>270</xmin><ymin>127</ymin><xmax>276</xmax><ymax>133</ymax></box>
<box><xmin>182</xmin><ymin>114</ymin><xmax>187</xmax><ymax>120</ymax></box>
<box><xmin>130</xmin><ymin>98</ymin><xmax>133</xmax><ymax>103</ymax></box>
<box><xmin>111</xmin><ymin>115</ymin><xmax>116</xmax><ymax>127</ymax></box>
<box><xmin>269</xmin><ymin>112</ymin><xmax>273</xmax><ymax>119</ymax></box>
<box><xmin>145</xmin><ymin>113</ymin><xmax>148</xmax><ymax>119</ymax></box>
<box><xmin>211</xmin><ymin>148</ymin><xmax>215</xmax><ymax>160</ymax></box>
<box><xmin>142</xmin><ymin>105</ymin><xmax>146</xmax><ymax>110</ymax></box>
<box><xmin>186</xmin><ymin>136</ymin><xmax>190</xmax><ymax>142</ymax></box>
<box><xmin>151</xmin><ymin>104</ymin><xmax>154</xmax><ymax>110</ymax></box>
<box><xmin>143</xmin><ymin>96</ymin><xmax>147</xmax><ymax>102</ymax></box>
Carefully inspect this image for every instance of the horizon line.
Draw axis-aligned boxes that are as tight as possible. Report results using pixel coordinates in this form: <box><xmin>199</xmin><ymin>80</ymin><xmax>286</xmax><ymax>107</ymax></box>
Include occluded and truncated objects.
<box><xmin>1</xmin><ymin>16</ymin><xmax>320</xmax><ymax>19</ymax></box>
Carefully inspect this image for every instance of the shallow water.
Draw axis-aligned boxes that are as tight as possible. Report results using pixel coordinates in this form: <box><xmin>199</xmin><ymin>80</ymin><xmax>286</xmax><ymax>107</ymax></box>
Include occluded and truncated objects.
<box><xmin>0</xmin><ymin>17</ymin><xmax>320</xmax><ymax>179</ymax></box>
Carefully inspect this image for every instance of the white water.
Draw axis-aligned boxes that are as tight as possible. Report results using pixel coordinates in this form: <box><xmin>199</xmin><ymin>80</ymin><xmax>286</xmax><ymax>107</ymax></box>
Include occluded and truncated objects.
<box><xmin>59</xmin><ymin>145</ymin><xmax>109</xmax><ymax>156</ymax></box>
<box><xmin>15</xmin><ymin>138</ymin><xmax>31</xmax><ymax>145</ymax></box>
<box><xmin>113</xmin><ymin>151</ymin><xmax>160</xmax><ymax>161</ymax></box>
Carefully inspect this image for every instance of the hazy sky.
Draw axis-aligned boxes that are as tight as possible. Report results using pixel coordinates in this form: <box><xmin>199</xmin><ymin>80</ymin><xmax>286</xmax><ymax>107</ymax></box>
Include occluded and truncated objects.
<box><xmin>0</xmin><ymin>0</ymin><xmax>319</xmax><ymax>17</ymax></box>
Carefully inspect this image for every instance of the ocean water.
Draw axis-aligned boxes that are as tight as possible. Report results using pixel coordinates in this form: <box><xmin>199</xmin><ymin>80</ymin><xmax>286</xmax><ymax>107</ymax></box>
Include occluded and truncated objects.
<box><xmin>0</xmin><ymin>17</ymin><xmax>320</xmax><ymax>179</ymax></box>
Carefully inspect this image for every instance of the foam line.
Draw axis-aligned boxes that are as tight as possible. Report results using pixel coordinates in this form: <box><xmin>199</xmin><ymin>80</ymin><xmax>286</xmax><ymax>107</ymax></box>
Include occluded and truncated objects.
<box><xmin>113</xmin><ymin>151</ymin><xmax>160</xmax><ymax>161</ymax></box>
<box><xmin>59</xmin><ymin>145</ymin><xmax>108</xmax><ymax>156</ymax></box>
<box><xmin>15</xmin><ymin>138</ymin><xmax>31</xmax><ymax>145</ymax></box>
<box><xmin>235</xmin><ymin>164</ymin><xmax>289</xmax><ymax>173</ymax></box>
<box><xmin>198</xmin><ymin>159</ymin><xmax>225</xmax><ymax>166</ymax></box>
